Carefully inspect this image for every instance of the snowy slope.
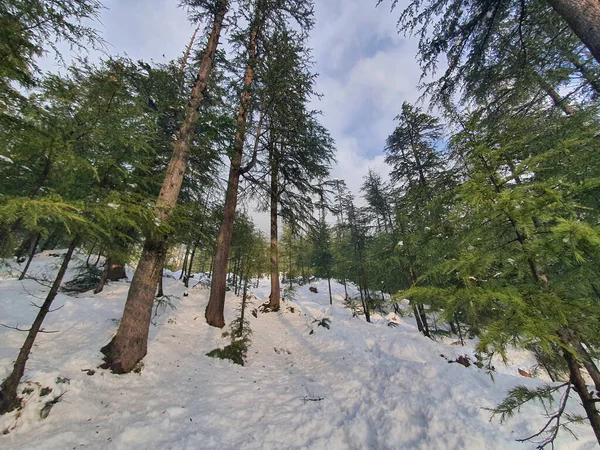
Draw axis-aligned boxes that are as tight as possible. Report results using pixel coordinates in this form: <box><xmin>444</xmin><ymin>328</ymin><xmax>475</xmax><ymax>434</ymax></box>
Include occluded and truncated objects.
<box><xmin>0</xmin><ymin>252</ymin><xmax>597</xmax><ymax>449</ymax></box>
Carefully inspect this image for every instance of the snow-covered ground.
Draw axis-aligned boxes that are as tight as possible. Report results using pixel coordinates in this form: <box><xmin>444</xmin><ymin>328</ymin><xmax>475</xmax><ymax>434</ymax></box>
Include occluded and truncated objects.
<box><xmin>0</xmin><ymin>251</ymin><xmax>597</xmax><ymax>449</ymax></box>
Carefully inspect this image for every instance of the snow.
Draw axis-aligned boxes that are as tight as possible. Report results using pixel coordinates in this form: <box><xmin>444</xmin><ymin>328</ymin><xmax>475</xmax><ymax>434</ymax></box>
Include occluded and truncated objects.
<box><xmin>0</xmin><ymin>252</ymin><xmax>597</xmax><ymax>449</ymax></box>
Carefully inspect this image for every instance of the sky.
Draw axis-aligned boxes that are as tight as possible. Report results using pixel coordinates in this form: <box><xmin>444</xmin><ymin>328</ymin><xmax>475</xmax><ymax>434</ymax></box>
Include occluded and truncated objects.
<box><xmin>43</xmin><ymin>0</ymin><xmax>425</xmax><ymax>230</ymax></box>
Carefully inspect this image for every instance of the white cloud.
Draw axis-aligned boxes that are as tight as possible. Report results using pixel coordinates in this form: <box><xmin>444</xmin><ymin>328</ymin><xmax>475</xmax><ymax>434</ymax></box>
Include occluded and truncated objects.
<box><xmin>309</xmin><ymin>0</ymin><xmax>423</xmax><ymax>202</ymax></box>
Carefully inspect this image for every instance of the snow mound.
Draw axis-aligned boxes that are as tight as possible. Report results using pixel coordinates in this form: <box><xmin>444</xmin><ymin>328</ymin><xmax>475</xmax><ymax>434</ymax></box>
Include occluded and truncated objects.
<box><xmin>0</xmin><ymin>254</ymin><xmax>596</xmax><ymax>449</ymax></box>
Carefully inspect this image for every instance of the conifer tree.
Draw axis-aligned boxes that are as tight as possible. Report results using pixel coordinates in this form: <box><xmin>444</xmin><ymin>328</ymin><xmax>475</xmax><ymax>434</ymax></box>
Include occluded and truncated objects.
<box><xmin>380</xmin><ymin>0</ymin><xmax>600</xmax><ymax>108</ymax></box>
<box><xmin>206</xmin><ymin>0</ymin><xmax>318</xmax><ymax>327</ymax></box>
<box><xmin>0</xmin><ymin>0</ymin><xmax>102</xmax><ymax>110</ymax></box>
<box><xmin>100</xmin><ymin>0</ymin><xmax>229</xmax><ymax>373</ymax></box>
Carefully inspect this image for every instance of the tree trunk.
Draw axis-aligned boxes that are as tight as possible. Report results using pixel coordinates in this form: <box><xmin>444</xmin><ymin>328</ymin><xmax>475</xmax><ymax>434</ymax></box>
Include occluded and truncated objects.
<box><xmin>86</xmin><ymin>241</ymin><xmax>96</xmax><ymax>267</ymax></box>
<box><xmin>558</xmin><ymin>328</ymin><xmax>600</xmax><ymax>392</ymax></box>
<box><xmin>107</xmin><ymin>263</ymin><xmax>126</xmax><ymax>281</ymax></box>
<box><xmin>268</xmin><ymin>146</ymin><xmax>280</xmax><ymax>311</ymax></box>
<box><xmin>156</xmin><ymin>267</ymin><xmax>165</xmax><ymax>298</ymax></box>
<box><xmin>327</xmin><ymin>273</ymin><xmax>332</xmax><ymax>305</ymax></box>
<box><xmin>413</xmin><ymin>302</ymin><xmax>425</xmax><ymax>334</ymax></box>
<box><xmin>0</xmin><ymin>235</ymin><xmax>78</xmax><ymax>414</ymax></box>
<box><xmin>18</xmin><ymin>232</ymin><xmax>41</xmax><ymax>281</ymax></box>
<box><xmin>185</xmin><ymin>244</ymin><xmax>196</xmax><ymax>288</ymax></box>
<box><xmin>95</xmin><ymin>257</ymin><xmax>127</xmax><ymax>294</ymax></box>
<box><xmin>564</xmin><ymin>350</ymin><xmax>600</xmax><ymax>445</ymax></box>
<box><xmin>567</xmin><ymin>53</ymin><xmax>600</xmax><ymax>95</ymax></box>
<box><xmin>239</xmin><ymin>275</ymin><xmax>249</xmax><ymax>338</ymax></box>
<box><xmin>546</xmin><ymin>0</ymin><xmax>600</xmax><ymax>66</ymax></box>
<box><xmin>360</xmin><ymin>285</ymin><xmax>371</xmax><ymax>323</ymax></box>
<box><xmin>418</xmin><ymin>303</ymin><xmax>431</xmax><ymax>337</ymax></box>
<box><xmin>101</xmin><ymin>237</ymin><xmax>168</xmax><ymax>373</ymax></box>
<box><xmin>289</xmin><ymin>249</ymin><xmax>293</xmax><ymax>289</ymax></box>
<box><xmin>94</xmin><ymin>255</ymin><xmax>111</xmax><ymax>294</ymax></box>
<box><xmin>180</xmin><ymin>245</ymin><xmax>190</xmax><ymax>280</ymax></box>
<box><xmin>100</xmin><ymin>1</ymin><xmax>228</xmax><ymax>372</ymax></box>
<box><xmin>179</xmin><ymin>23</ymin><xmax>201</xmax><ymax>73</ymax></box>
<box><xmin>206</xmin><ymin>25</ymin><xmax>259</xmax><ymax>328</ymax></box>
<box><xmin>539</xmin><ymin>77</ymin><xmax>575</xmax><ymax>115</ymax></box>
<box><xmin>15</xmin><ymin>231</ymin><xmax>37</xmax><ymax>259</ymax></box>
<box><xmin>40</xmin><ymin>226</ymin><xmax>61</xmax><ymax>251</ymax></box>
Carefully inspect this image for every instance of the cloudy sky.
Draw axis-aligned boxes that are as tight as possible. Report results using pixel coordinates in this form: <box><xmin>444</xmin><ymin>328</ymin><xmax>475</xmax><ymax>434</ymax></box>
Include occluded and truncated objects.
<box><xmin>45</xmin><ymin>0</ymin><xmax>424</xmax><ymax>229</ymax></box>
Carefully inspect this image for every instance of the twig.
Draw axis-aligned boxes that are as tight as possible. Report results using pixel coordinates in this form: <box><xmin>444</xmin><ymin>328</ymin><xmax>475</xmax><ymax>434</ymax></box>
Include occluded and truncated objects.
<box><xmin>0</xmin><ymin>323</ymin><xmax>59</xmax><ymax>333</ymax></box>
<box><xmin>48</xmin><ymin>304</ymin><xmax>65</xmax><ymax>313</ymax></box>
<box><xmin>516</xmin><ymin>382</ymin><xmax>572</xmax><ymax>449</ymax></box>
<box><xmin>302</xmin><ymin>396</ymin><xmax>324</xmax><ymax>403</ymax></box>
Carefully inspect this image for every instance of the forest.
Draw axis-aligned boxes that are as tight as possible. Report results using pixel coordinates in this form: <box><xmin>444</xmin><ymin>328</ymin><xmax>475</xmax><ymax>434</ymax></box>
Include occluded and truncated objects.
<box><xmin>1</xmin><ymin>0</ymin><xmax>600</xmax><ymax>448</ymax></box>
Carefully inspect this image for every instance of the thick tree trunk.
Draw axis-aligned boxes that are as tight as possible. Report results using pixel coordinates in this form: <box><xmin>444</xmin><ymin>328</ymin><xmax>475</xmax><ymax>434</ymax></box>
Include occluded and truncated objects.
<box><xmin>205</xmin><ymin>25</ymin><xmax>259</xmax><ymax>328</ymax></box>
<box><xmin>268</xmin><ymin>147</ymin><xmax>280</xmax><ymax>311</ymax></box>
<box><xmin>546</xmin><ymin>0</ymin><xmax>600</xmax><ymax>66</ymax></box>
<box><xmin>0</xmin><ymin>236</ymin><xmax>78</xmax><ymax>414</ymax></box>
<box><xmin>18</xmin><ymin>232</ymin><xmax>41</xmax><ymax>281</ymax></box>
<box><xmin>100</xmin><ymin>2</ymin><xmax>228</xmax><ymax>373</ymax></box>
<box><xmin>205</xmin><ymin>166</ymin><xmax>242</xmax><ymax>327</ymax></box>
<box><xmin>100</xmin><ymin>237</ymin><xmax>168</xmax><ymax>373</ymax></box>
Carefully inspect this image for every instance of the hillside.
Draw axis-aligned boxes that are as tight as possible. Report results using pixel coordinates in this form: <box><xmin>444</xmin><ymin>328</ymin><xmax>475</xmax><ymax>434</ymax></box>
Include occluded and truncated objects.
<box><xmin>0</xmin><ymin>251</ymin><xmax>597</xmax><ymax>449</ymax></box>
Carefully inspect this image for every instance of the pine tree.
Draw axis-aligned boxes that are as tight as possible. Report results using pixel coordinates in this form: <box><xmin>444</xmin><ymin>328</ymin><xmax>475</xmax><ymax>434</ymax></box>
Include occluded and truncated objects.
<box><xmin>206</xmin><ymin>0</ymin><xmax>318</xmax><ymax>327</ymax></box>
<box><xmin>100</xmin><ymin>0</ymin><xmax>229</xmax><ymax>373</ymax></box>
<box><xmin>380</xmin><ymin>0</ymin><xmax>600</xmax><ymax>108</ymax></box>
<box><xmin>0</xmin><ymin>0</ymin><xmax>102</xmax><ymax>111</ymax></box>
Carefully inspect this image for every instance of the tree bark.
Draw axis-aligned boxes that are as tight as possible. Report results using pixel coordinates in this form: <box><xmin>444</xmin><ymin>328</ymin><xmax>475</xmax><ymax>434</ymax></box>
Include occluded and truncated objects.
<box><xmin>0</xmin><ymin>235</ymin><xmax>78</xmax><ymax>414</ymax></box>
<box><xmin>546</xmin><ymin>0</ymin><xmax>600</xmax><ymax>65</ymax></box>
<box><xmin>564</xmin><ymin>350</ymin><xmax>600</xmax><ymax>445</ymax></box>
<box><xmin>101</xmin><ymin>237</ymin><xmax>168</xmax><ymax>373</ymax></box>
<box><xmin>100</xmin><ymin>1</ymin><xmax>228</xmax><ymax>373</ymax></box>
<box><xmin>268</xmin><ymin>144</ymin><xmax>281</xmax><ymax>311</ymax></box>
<box><xmin>205</xmin><ymin>24</ymin><xmax>259</xmax><ymax>328</ymax></box>
<box><xmin>156</xmin><ymin>266</ymin><xmax>165</xmax><ymax>298</ymax></box>
<box><xmin>558</xmin><ymin>328</ymin><xmax>600</xmax><ymax>392</ymax></box>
